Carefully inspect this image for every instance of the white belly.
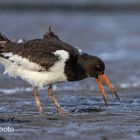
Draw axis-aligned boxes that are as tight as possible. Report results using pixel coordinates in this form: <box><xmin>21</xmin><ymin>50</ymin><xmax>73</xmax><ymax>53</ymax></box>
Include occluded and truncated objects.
<box><xmin>0</xmin><ymin>50</ymin><xmax>68</xmax><ymax>87</ymax></box>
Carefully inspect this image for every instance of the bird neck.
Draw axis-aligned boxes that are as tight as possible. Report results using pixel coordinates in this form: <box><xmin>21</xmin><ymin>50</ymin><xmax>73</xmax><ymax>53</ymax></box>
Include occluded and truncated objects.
<box><xmin>64</xmin><ymin>55</ymin><xmax>88</xmax><ymax>81</ymax></box>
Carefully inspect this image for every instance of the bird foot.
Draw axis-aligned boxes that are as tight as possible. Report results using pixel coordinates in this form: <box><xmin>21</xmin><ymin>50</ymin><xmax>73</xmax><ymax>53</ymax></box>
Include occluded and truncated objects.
<box><xmin>58</xmin><ymin>109</ymin><xmax>72</xmax><ymax>116</ymax></box>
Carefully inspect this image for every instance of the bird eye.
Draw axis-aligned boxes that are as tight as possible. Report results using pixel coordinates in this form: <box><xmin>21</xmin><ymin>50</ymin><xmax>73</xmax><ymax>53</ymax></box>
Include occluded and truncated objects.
<box><xmin>96</xmin><ymin>65</ymin><xmax>102</xmax><ymax>71</ymax></box>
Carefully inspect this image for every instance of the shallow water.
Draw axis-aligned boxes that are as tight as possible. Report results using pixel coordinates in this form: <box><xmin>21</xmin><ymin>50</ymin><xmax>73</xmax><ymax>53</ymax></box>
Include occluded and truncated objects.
<box><xmin>0</xmin><ymin>11</ymin><xmax>140</xmax><ymax>140</ymax></box>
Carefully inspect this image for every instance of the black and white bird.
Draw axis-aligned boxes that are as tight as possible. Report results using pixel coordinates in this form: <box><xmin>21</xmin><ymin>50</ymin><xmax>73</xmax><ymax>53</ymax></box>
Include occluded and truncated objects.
<box><xmin>0</xmin><ymin>28</ymin><xmax>120</xmax><ymax>114</ymax></box>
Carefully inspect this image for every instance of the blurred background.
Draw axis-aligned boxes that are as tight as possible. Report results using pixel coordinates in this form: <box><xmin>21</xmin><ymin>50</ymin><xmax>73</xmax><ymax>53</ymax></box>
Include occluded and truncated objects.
<box><xmin>0</xmin><ymin>0</ymin><xmax>140</xmax><ymax>140</ymax></box>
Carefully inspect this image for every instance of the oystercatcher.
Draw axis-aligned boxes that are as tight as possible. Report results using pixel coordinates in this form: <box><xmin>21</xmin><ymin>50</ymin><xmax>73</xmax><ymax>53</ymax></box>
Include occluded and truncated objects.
<box><xmin>0</xmin><ymin>28</ymin><xmax>120</xmax><ymax>114</ymax></box>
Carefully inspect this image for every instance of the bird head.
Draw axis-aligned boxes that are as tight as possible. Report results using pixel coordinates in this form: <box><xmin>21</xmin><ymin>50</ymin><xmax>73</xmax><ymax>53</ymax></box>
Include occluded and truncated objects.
<box><xmin>78</xmin><ymin>53</ymin><xmax>120</xmax><ymax>105</ymax></box>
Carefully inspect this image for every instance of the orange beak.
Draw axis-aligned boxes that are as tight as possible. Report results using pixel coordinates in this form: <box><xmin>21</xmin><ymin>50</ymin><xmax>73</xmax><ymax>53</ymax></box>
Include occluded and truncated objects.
<box><xmin>96</xmin><ymin>74</ymin><xmax>120</xmax><ymax>106</ymax></box>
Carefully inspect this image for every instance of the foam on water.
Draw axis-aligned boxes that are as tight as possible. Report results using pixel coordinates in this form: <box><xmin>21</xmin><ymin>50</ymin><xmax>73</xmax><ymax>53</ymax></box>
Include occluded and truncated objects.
<box><xmin>53</xmin><ymin>83</ymin><xmax>95</xmax><ymax>92</ymax></box>
<box><xmin>0</xmin><ymin>87</ymin><xmax>32</xmax><ymax>94</ymax></box>
<box><xmin>0</xmin><ymin>84</ymin><xmax>95</xmax><ymax>94</ymax></box>
<box><xmin>120</xmin><ymin>76</ymin><xmax>140</xmax><ymax>89</ymax></box>
<box><xmin>120</xmin><ymin>82</ymin><xmax>140</xmax><ymax>89</ymax></box>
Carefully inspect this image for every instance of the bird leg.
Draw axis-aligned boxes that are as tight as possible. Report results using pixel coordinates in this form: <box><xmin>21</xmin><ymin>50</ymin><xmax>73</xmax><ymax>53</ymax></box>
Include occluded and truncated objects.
<box><xmin>32</xmin><ymin>87</ymin><xmax>43</xmax><ymax>113</ymax></box>
<box><xmin>48</xmin><ymin>85</ymin><xmax>64</xmax><ymax>114</ymax></box>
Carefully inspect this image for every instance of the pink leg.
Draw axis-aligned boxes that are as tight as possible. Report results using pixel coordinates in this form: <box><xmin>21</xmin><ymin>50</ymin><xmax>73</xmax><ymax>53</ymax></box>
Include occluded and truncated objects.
<box><xmin>32</xmin><ymin>87</ymin><xmax>43</xmax><ymax>113</ymax></box>
<box><xmin>48</xmin><ymin>85</ymin><xmax>64</xmax><ymax>114</ymax></box>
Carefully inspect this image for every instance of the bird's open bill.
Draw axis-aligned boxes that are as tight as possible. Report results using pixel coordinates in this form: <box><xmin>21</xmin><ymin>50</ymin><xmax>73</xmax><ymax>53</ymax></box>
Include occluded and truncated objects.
<box><xmin>96</xmin><ymin>74</ymin><xmax>120</xmax><ymax>106</ymax></box>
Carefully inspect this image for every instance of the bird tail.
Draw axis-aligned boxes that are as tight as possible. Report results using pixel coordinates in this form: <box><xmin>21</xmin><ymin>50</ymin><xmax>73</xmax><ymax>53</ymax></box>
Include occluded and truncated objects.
<box><xmin>0</xmin><ymin>33</ymin><xmax>11</xmax><ymax>42</ymax></box>
<box><xmin>0</xmin><ymin>33</ymin><xmax>12</xmax><ymax>54</ymax></box>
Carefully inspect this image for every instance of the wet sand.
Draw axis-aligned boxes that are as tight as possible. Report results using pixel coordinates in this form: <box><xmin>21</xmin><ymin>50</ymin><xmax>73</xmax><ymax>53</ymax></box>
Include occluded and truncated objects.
<box><xmin>0</xmin><ymin>88</ymin><xmax>139</xmax><ymax>140</ymax></box>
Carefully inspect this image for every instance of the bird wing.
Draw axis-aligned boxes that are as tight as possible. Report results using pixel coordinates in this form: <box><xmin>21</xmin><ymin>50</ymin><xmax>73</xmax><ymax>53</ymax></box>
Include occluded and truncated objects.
<box><xmin>0</xmin><ymin>30</ymin><xmax>80</xmax><ymax>71</ymax></box>
<box><xmin>43</xmin><ymin>28</ymin><xmax>80</xmax><ymax>57</ymax></box>
<box><xmin>0</xmin><ymin>41</ymin><xmax>60</xmax><ymax>71</ymax></box>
